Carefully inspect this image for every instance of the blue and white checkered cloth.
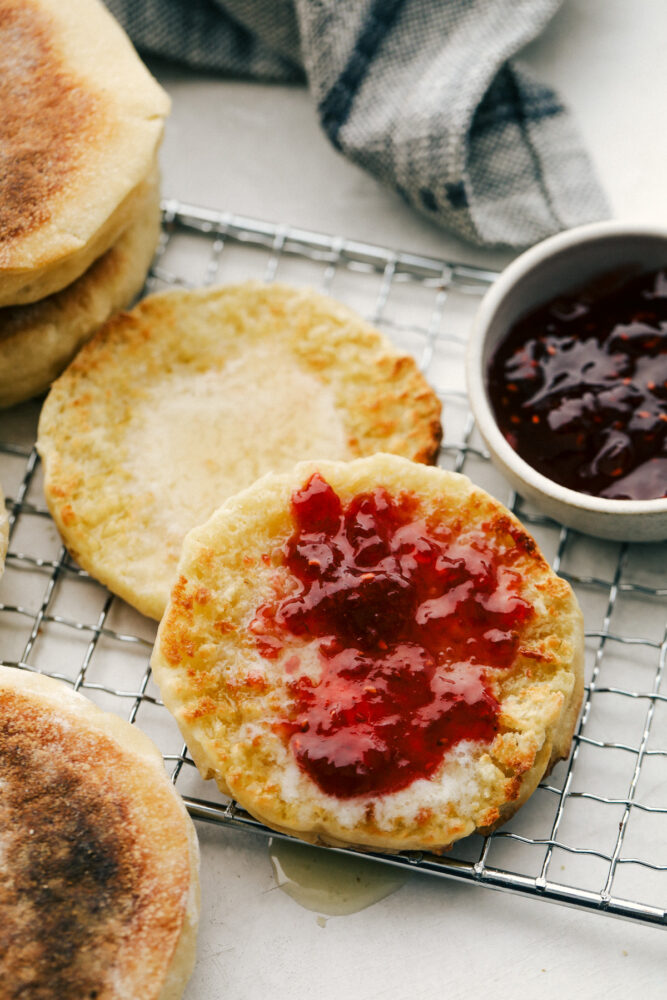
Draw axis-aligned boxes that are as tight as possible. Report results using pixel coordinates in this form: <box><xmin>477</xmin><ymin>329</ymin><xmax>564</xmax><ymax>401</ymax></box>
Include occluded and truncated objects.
<box><xmin>105</xmin><ymin>0</ymin><xmax>610</xmax><ymax>249</ymax></box>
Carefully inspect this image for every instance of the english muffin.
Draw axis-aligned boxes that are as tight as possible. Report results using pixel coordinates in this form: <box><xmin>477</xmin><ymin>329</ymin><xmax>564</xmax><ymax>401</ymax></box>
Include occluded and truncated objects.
<box><xmin>151</xmin><ymin>453</ymin><xmax>585</xmax><ymax>853</ymax></box>
<box><xmin>0</xmin><ymin>0</ymin><xmax>169</xmax><ymax>307</ymax></box>
<box><xmin>37</xmin><ymin>283</ymin><xmax>442</xmax><ymax>620</ymax></box>
<box><xmin>0</xmin><ymin>666</ymin><xmax>199</xmax><ymax>1000</ymax></box>
<box><xmin>0</xmin><ymin>168</ymin><xmax>161</xmax><ymax>409</ymax></box>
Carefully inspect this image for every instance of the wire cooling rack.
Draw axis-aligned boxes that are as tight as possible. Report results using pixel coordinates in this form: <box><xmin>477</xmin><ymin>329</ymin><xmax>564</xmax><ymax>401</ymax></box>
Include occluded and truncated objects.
<box><xmin>1</xmin><ymin>201</ymin><xmax>666</xmax><ymax>930</ymax></box>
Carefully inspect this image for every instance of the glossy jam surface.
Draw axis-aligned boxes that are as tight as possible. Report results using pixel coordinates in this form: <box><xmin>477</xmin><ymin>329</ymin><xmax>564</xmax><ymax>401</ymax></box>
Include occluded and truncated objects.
<box><xmin>251</xmin><ymin>474</ymin><xmax>534</xmax><ymax>799</ymax></box>
<box><xmin>488</xmin><ymin>268</ymin><xmax>667</xmax><ymax>500</ymax></box>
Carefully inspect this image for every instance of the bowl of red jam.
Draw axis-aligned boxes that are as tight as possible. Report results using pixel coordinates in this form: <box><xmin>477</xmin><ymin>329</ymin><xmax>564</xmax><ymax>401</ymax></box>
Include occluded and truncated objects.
<box><xmin>466</xmin><ymin>221</ymin><xmax>667</xmax><ymax>542</ymax></box>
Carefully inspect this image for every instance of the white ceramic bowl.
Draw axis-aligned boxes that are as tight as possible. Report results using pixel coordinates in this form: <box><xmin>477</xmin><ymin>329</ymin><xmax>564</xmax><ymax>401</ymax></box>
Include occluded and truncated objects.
<box><xmin>466</xmin><ymin>221</ymin><xmax>667</xmax><ymax>543</ymax></box>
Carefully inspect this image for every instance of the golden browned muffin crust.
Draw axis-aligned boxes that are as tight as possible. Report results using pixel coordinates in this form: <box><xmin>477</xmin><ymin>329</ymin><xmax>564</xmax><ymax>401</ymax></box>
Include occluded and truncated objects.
<box><xmin>0</xmin><ymin>667</ymin><xmax>199</xmax><ymax>1000</ymax></box>
<box><xmin>37</xmin><ymin>283</ymin><xmax>442</xmax><ymax>620</ymax></box>
<box><xmin>0</xmin><ymin>0</ymin><xmax>169</xmax><ymax>306</ymax></box>
<box><xmin>0</xmin><ymin>0</ymin><xmax>99</xmax><ymax>250</ymax></box>
<box><xmin>0</xmin><ymin>168</ymin><xmax>161</xmax><ymax>408</ymax></box>
<box><xmin>151</xmin><ymin>454</ymin><xmax>585</xmax><ymax>854</ymax></box>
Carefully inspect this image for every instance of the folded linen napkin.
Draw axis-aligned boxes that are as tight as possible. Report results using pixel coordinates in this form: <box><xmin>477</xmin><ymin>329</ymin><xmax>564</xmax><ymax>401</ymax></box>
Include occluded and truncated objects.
<box><xmin>104</xmin><ymin>0</ymin><xmax>610</xmax><ymax>248</ymax></box>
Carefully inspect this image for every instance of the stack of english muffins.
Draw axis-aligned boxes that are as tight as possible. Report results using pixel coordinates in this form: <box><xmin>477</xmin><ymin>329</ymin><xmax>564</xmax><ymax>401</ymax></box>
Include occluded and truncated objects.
<box><xmin>0</xmin><ymin>0</ymin><xmax>170</xmax><ymax>408</ymax></box>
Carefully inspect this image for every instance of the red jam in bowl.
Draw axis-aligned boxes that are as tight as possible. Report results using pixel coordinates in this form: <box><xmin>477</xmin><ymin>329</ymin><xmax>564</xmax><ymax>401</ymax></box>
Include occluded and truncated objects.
<box><xmin>487</xmin><ymin>268</ymin><xmax>667</xmax><ymax>500</ymax></box>
<box><xmin>251</xmin><ymin>473</ymin><xmax>533</xmax><ymax>800</ymax></box>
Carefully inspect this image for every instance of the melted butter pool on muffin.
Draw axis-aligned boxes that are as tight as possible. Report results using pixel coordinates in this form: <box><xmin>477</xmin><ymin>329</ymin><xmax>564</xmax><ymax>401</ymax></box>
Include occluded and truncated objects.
<box><xmin>123</xmin><ymin>343</ymin><xmax>348</xmax><ymax>554</ymax></box>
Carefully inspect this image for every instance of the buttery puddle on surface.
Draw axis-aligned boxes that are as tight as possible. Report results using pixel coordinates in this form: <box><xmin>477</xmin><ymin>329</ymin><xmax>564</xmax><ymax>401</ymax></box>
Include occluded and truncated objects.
<box><xmin>268</xmin><ymin>837</ymin><xmax>409</xmax><ymax>917</ymax></box>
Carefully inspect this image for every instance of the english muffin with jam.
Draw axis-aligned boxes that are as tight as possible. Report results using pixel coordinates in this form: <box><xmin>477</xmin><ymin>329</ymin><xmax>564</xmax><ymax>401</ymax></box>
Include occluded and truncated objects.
<box><xmin>151</xmin><ymin>453</ymin><xmax>584</xmax><ymax>853</ymax></box>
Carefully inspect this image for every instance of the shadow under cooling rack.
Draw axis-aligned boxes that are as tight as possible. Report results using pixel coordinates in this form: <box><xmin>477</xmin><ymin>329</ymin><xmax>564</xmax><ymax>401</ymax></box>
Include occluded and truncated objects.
<box><xmin>1</xmin><ymin>201</ymin><xmax>666</xmax><ymax>930</ymax></box>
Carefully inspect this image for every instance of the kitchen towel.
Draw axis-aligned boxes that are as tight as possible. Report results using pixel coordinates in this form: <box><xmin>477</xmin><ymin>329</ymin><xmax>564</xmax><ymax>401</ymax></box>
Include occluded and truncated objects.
<box><xmin>104</xmin><ymin>0</ymin><xmax>610</xmax><ymax>248</ymax></box>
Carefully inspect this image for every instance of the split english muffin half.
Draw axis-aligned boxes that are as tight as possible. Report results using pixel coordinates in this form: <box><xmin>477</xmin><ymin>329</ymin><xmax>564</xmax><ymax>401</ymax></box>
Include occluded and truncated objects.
<box><xmin>37</xmin><ymin>283</ymin><xmax>442</xmax><ymax>620</ymax></box>
<box><xmin>150</xmin><ymin>453</ymin><xmax>584</xmax><ymax>853</ymax></box>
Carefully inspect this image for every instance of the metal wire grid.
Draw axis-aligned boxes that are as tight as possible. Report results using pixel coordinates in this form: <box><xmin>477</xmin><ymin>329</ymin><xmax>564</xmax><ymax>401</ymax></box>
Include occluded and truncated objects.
<box><xmin>1</xmin><ymin>201</ymin><xmax>666</xmax><ymax>930</ymax></box>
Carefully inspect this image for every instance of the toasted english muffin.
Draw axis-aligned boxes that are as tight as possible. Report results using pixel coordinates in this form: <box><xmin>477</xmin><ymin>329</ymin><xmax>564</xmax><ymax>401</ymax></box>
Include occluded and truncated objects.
<box><xmin>0</xmin><ymin>0</ymin><xmax>169</xmax><ymax>307</ymax></box>
<box><xmin>0</xmin><ymin>666</ymin><xmax>199</xmax><ymax>1000</ymax></box>
<box><xmin>0</xmin><ymin>169</ymin><xmax>161</xmax><ymax>409</ymax></box>
<box><xmin>37</xmin><ymin>283</ymin><xmax>442</xmax><ymax>620</ymax></box>
<box><xmin>150</xmin><ymin>453</ymin><xmax>585</xmax><ymax>853</ymax></box>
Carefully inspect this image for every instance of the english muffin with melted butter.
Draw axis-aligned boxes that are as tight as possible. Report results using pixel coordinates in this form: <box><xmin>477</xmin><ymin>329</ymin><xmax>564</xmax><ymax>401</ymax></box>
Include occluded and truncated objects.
<box><xmin>0</xmin><ymin>0</ymin><xmax>169</xmax><ymax>307</ymax></box>
<box><xmin>37</xmin><ymin>283</ymin><xmax>442</xmax><ymax>620</ymax></box>
<box><xmin>0</xmin><ymin>666</ymin><xmax>199</xmax><ymax>1000</ymax></box>
<box><xmin>0</xmin><ymin>167</ymin><xmax>161</xmax><ymax>409</ymax></box>
<box><xmin>151</xmin><ymin>453</ymin><xmax>584</xmax><ymax>853</ymax></box>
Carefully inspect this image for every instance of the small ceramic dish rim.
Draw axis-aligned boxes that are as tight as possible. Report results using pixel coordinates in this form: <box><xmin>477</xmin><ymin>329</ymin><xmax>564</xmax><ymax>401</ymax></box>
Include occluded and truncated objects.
<box><xmin>466</xmin><ymin>220</ymin><xmax>667</xmax><ymax>542</ymax></box>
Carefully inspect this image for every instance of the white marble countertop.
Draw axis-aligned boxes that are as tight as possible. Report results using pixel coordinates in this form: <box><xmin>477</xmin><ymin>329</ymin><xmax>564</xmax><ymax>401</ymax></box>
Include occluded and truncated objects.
<box><xmin>146</xmin><ymin>3</ymin><xmax>666</xmax><ymax>997</ymax></box>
